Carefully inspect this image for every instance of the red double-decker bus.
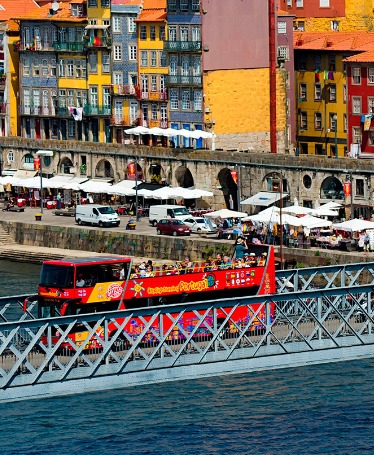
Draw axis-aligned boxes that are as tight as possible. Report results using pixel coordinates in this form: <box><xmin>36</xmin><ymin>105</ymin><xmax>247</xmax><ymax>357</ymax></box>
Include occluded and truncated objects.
<box><xmin>26</xmin><ymin>244</ymin><xmax>276</xmax><ymax>349</ymax></box>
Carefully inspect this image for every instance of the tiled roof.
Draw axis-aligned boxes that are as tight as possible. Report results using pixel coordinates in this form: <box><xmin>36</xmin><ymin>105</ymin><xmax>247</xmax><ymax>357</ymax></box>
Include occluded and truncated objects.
<box><xmin>277</xmin><ymin>9</ymin><xmax>294</xmax><ymax>16</ymax></box>
<box><xmin>13</xmin><ymin>1</ymin><xmax>86</xmax><ymax>21</ymax></box>
<box><xmin>136</xmin><ymin>8</ymin><xmax>166</xmax><ymax>22</ymax></box>
<box><xmin>294</xmin><ymin>31</ymin><xmax>374</xmax><ymax>52</ymax></box>
<box><xmin>344</xmin><ymin>50</ymin><xmax>374</xmax><ymax>63</ymax></box>
<box><xmin>0</xmin><ymin>0</ymin><xmax>40</xmax><ymax>21</ymax></box>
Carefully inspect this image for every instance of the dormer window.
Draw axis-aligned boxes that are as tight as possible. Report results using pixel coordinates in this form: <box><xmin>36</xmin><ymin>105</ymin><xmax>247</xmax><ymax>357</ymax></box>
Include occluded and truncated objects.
<box><xmin>71</xmin><ymin>4</ymin><xmax>83</xmax><ymax>17</ymax></box>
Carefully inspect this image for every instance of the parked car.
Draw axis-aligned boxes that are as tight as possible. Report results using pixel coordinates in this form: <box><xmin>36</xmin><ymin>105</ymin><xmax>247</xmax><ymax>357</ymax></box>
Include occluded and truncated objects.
<box><xmin>156</xmin><ymin>219</ymin><xmax>191</xmax><ymax>236</ymax></box>
<box><xmin>182</xmin><ymin>217</ymin><xmax>217</xmax><ymax>234</ymax></box>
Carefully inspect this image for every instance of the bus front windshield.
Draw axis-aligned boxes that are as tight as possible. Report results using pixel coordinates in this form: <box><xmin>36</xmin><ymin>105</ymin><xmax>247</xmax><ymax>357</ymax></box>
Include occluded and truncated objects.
<box><xmin>40</xmin><ymin>265</ymin><xmax>75</xmax><ymax>288</ymax></box>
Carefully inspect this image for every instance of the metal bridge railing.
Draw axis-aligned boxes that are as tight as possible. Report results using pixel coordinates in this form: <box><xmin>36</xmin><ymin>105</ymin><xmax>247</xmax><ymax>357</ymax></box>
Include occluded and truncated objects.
<box><xmin>0</xmin><ymin>285</ymin><xmax>373</xmax><ymax>402</ymax></box>
<box><xmin>276</xmin><ymin>261</ymin><xmax>374</xmax><ymax>293</ymax></box>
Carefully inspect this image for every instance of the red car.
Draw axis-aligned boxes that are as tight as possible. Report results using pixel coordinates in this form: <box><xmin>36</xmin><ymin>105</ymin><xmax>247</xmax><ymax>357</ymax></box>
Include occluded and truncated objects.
<box><xmin>156</xmin><ymin>219</ymin><xmax>191</xmax><ymax>236</ymax></box>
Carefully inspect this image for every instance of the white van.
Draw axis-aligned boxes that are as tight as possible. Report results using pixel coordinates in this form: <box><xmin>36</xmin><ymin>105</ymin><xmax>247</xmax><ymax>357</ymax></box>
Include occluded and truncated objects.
<box><xmin>75</xmin><ymin>205</ymin><xmax>120</xmax><ymax>227</ymax></box>
<box><xmin>149</xmin><ymin>204</ymin><xmax>190</xmax><ymax>226</ymax></box>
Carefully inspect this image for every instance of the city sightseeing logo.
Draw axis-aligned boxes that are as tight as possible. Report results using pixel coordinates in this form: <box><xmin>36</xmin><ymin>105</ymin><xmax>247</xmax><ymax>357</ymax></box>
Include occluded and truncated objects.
<box><xmin>106</xmin><ymin>283</ymin><xmax>123</xmax><ymax>299</ymax></box>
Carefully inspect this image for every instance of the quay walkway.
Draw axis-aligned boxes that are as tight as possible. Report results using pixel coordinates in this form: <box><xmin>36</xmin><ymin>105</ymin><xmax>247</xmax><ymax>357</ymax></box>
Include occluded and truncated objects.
<box><xmin>0</xmin><ymin>206</ymin><xmax>370</xmax><ymax>266</ymax></box>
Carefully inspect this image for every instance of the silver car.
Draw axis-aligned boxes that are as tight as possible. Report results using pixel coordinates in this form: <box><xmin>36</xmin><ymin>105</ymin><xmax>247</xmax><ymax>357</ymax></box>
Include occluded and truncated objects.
<box><xmin>183</xmin><ymin>217</ymin><xmax>217</xmax><ymax>234</ymax></box>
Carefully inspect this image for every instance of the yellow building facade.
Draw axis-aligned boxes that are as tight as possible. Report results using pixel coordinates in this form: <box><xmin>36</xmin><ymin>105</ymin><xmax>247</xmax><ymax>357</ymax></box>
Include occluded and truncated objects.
<box><xmin>86</xmin><ymin>0</ymin><xmax>112</xmax><ymax>143</ymax></box>
<box><xmin>135</xmin><ymin>7</ymin><xmax>167</xmax><ymax>144</ymax></box>
<box><xmin>203</xmin><ymin>68</ymin><xmax>288</xmax><ymax>153</ymax></box>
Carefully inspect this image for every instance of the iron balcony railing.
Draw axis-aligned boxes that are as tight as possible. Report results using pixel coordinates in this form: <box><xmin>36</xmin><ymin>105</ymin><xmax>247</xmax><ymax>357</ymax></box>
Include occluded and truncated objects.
<box><xmin>53</xmin><ymin>42</ymin><xmax>84</xmax><ymax>52</ymax></box>
<box><xmin>83</xmin><ymin>105</ymin><xmax>111</xmax><ymax>116</ymax></box>
<box><xmin>83</xmin><ymin>36</ymin><xmax>111</xmax><ymax>48</ymax></box>
<box><xmin>136</xmin><ymin>90</ymin><xmax>168</xmax><ymax>101</ymax></box>
<box><xmin>111</xmin><ymin>84</ymin><xmax>136</xmax><ymax>96</ymax></box>
<box><xmin>164</xmin><ymin>41</ymin><xmax>202</xmax><ymax>51</ymax></box>
<box><xmin>19</xmin><ymin>105</ymin><xmax>54</xmax><ymax>116</ymax></box>
<box><xmin>165</xmin><ymin>75</ymin><xmax>202</xmax><ymax>86</ymax></box>
<box><xmin>1</xmin><ymin>285</ymin><xmax>374</xmax><ymax>403</ymax></box>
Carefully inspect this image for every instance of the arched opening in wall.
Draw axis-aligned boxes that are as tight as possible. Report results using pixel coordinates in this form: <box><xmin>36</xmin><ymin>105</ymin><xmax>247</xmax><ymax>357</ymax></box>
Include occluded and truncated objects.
<box><xmin>59</xmin><ymin>157</ymin><xmax>74</xmax><ymax>174</ymax></box>
<box><xmin>217</xmin><ymin>168</ymin><xmax>238</xmax><ymax>210</ymax></box>
<box><xmin>175</xmin><ymin>166</ymin><xmax>195</xmax><ymax>208</ymax></box>
<box><xmin>320</xmin><ymin>176</ymin><xmax>344</xmax><ymax>200</ymax></box>
<box><xmin>126</xmin><ymin>161</ymin><xmax>144</xmax><ymax>181</ymax></box>
<box><xmin>149</xmin><ymin>163</ymin><xmax>164</xmax><ymax>184</ymax></box>
<box><xmin>96</xmin><ymin>159</ymin><xmax>114</xmax><ymax>179</ymax></box>
<box><xmin>175</xmin><ymin>166</ymin><xmax>194</xmax><ymax>188</ymax></box>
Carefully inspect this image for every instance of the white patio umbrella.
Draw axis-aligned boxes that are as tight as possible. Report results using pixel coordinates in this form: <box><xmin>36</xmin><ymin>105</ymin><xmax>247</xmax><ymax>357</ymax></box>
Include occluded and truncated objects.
<box><xmin>189</xmin><ymin>130</ymin><xmax>214</xmax><ymax>139</ymax></box>
<box><xmin>111</xmin><ymin>180</ymin><xmax>136</xmax><ymax>196</ymax></box>
<box><xmin>310</xmin><ymin>207</ymin><xmax>339</xmax><ymax>217</ymax></box>
<box><xmin>242</xmin><ymin>206</ymin><xmax>279</xmax><ymax>223</ymax></box>
<box><xmin>0</xmin><ymin>176</ymin><xmax>15</xmax><ymax>185</ymax></box>
<box><xmin>124</xmin><ymin>126</ymin><xmax>150</xmax><ymax>135</ymax></box>
<box><xmin>283</xmin><ymin>202</ymin><xmax>313</xmax><ymax>216</ymax></box>
<box><xmin>15</xmin><ymin>176</ymin><xmax>49</xmax><ymax>189</ymax></box>
<box><xmin>160</xmin><ymin>128</ymin><xmax>179</xmax><ymax>137</ymax></box>
<box><xmin>137</xmin><ymin>189</ymin><xmax>157</xmax><ymax>198</ymax></box>
<box><xmin>175</xmin><ymin>128</ymin><xmax>194</xmax><ymax>138</ymax></box>
<box><xmin>243</xmin><ymin>207</ymin><xmax>302</xmax><ymax>226</ymax></box>
<box><xmin>333</xmin><ymin>218</ymin><xmax>374</xmax><ymax>232</ymax></box>
<box><xmin>189</xmin><ymin>188</ymin><xmax>214</xmax><ymax>197</ymax></box>
<box><xmin>320</xmin><ymin>201</ymin><xmax>342</xmax><ymax>210</ymax></box>
<box><xmin>148</xmin><ymin>127</ymin><xmax>165</xmax><ymax>136</ymax></box>
<box><xmin>297</xmin><ymin>215</ymin><xmax>332</xmax><ymax>228</ymax></box>
<box><xmin>79</xmin><ymin>181</ymin><xmax>114</xmax><ymax>194</ymax></box>
<box><xmin>205</xmin><ymin>208</ymin><xmax>248</xmax><ymax>219</ymax></box>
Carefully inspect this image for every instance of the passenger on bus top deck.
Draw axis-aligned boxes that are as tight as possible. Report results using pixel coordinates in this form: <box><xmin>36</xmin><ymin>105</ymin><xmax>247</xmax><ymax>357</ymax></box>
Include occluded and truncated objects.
<box><xmin>76</xmin><ymin>274</ymin><xmax>85</xmax><ymax>287</ymax></box>
<box><xmin>119</xmin><ymin>265</ymin><xmax>126</xmax><ymax>280</ymax></box>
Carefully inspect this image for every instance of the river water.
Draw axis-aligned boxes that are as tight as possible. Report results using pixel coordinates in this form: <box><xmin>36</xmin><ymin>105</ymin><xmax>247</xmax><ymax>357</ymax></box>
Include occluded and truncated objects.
<box><xmin>0</xmin><ymin>259</ymin><xmax>373</xmax><ymax>455</ymax></box>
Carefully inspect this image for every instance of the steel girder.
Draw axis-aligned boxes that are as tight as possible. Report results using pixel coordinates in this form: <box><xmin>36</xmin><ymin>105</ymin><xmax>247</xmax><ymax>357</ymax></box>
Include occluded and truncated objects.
<box><xmin>0</xmin><ymin>285</ymin><xmax>374</xmax><ymax>402</ymax></box>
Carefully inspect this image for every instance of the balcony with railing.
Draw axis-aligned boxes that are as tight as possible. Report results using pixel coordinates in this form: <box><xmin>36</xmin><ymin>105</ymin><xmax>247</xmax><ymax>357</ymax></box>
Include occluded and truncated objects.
<box><xmin>134</xmin><ymin>118</ymin><xmax>168</xmax><ymax>129</ymax></box>
<box><xmin>164</xmin><ymin>41</ymin><xmax>202</xmax><ymax>52</ymax></box>
<box><xmin>53</xmin><ymin>42</ymin><xmax>84</xmax><ymax>52</ymax></box>
<box><xmin>83</xmin><ymin>35</ymin><xmax>111</xmax><ymax>49</ymax></box>
<box><xmin>83</xmin><ymin>104</ymin><xmax>111</xmax><ymax>115</ymax></box>
<box><xmin>135</xmin><ymin>89</ymin><xmax>168</xmax><ymax>101</ymax></box>
<box><xmin>111</xmin><ymin>84</ymin><xmax>136</xmax><ymax>96</ymax></box>
<box><xmin>19</xmin><ymin>105</ymin><xmax>55</xmax><ymax>116</ymax></box>
<box><xmin>165</xmin><ymin>75</ymin><xmax>202</xmax><ymax>86</ymax></box>
<box><xmin>110</xmin><ymin>115</ymin><xmax>130</xmax><ymax>126</ymax></box>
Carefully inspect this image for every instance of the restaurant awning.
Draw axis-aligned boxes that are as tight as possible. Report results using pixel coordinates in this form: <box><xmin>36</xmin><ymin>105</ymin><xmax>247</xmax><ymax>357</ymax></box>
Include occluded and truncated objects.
<box><xmin>13</xmin><ymin>170</ymin><xmax>38</xmax><ymax>179</ymax></box>
<box><xmin>240</xmin><ymin>191</ymin><xmax>289</xmax><ymax>207</ymax></box>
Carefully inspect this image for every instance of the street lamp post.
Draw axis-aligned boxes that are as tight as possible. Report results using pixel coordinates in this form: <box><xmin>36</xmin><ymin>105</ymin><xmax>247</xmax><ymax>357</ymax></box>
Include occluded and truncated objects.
<box><xmin>36</xmin><ymin>150</ymin><xmax>53</xmax><ymax>213</ymax></box>
<box><xmin>333</xmin><ymin>114</ymin><xmax>338</xmax><ymax>158</ymax></box>
<box><xmin>135</xmin><ymin>158</ymin><xmax>139</xmax><ymax>222</ymax></box>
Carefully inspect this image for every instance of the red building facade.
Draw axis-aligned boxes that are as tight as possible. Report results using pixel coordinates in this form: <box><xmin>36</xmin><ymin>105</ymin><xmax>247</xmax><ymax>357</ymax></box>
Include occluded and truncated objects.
<box><xmin>345</xmin><ymin>51</ymin><xmax>374</xmax><ymax>157</ymax></box>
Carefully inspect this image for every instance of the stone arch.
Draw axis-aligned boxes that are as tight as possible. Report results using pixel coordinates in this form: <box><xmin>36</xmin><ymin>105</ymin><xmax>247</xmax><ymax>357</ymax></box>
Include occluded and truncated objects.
<box><xmin>175</xmin><ymin>165</ymin><xmax>194</xmax><ymax>188</ymax></box>
<box><xmin>126</xmin><ymin>161</ymin><xmax>144</xmax><ymax>181</ymax></box>
<box><xmin>149</xmin><ymin>162</ymin><xmax>166</xmax><ymax>184</ymax></box>
<box><xmin>217</xmin><ymin>167</ymin><xmax>238</xmax><ymax>210</ymax></box>
<box><xmin>59</xmin><ymin>156</ymin><xmax>74</xmax><ymax>174</ymax></box>
<box><xmin>263</xmin><ymin>172</ymin><xmax>289</xmax><ymax>194</ymax></box>
<box><xmin>320</xmin><ymin>176</ymin><xmax>344</xmax><ymax>200</ymax></box>
<box><xmin>95</xmin><ymin>159</ymin><xmax>114</xmax><ymax>179</ymax></box>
